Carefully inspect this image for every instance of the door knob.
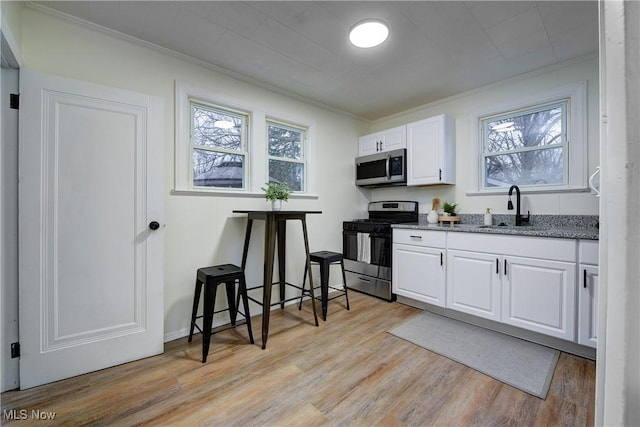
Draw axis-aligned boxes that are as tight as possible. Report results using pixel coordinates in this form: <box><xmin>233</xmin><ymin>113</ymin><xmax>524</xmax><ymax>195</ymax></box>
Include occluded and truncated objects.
<box><xmin>148</xmin><ymin>221</ymin><xmax>160</xmax><ymax>230</ymax></box>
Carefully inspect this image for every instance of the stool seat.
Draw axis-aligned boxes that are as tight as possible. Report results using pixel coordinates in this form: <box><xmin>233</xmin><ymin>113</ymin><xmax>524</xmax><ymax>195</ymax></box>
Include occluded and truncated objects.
<box><xmin>197</xmin><ymin>264</ymin><xmax>244</xmax><ymax>283</ymax></box>
<box><xmin>189</xmin><ymin>263</ymin><xmax>254</xmax><ymax>363</ymax></box>
<box><xmin>309</xmin><ymin>251</ymin><xmax>343</xmax><ymax>263</ymax></box>
<box><xmin>299</xmin><ymin>251</ymin><xmax>350</xmax><ymax>321</ymax></box>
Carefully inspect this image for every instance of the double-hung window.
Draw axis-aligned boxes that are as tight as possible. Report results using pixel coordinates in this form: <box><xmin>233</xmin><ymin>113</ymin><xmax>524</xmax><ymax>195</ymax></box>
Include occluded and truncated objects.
<box><xmin>176</xmin><ymin>81</ymin><xmax>316</xmax><ymax>196</ymax></box>
<box><xmin>266</xmin><ymin>119</ymin><xmax>307</xmax><ymax>192</ymax></box>
<box><xmin>190</xmin><ymin>101</ymin><xmax>249</xmax><ymax>189</ymax></box>
<box><xmin>480</xmin><ymin>100</ymin><xmax>568</xmax><ymax>189</ymax></box>
<box><xmin>472</xmin><ymin>81</ymin><xmax>588</xmax><ymax>194</ymax></box>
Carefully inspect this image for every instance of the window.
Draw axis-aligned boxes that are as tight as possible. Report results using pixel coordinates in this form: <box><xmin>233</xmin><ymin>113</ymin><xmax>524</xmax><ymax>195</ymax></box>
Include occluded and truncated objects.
<box><xmin>175</xmin><ymin>81</ymin><xmax>317</xmax><ymax>197</ymax></box>
<box><xmin>469</xmin><ymin>81</ymin><xmax>588</xmax><ymax>194</ymax></box>
<box><xmin>266</xmin><ymin>120</ymin><xmax>307</xmax><ymax>192</ymax></box>
<box><xmin>190</xmin><ymin>101</ymin><xmax>249</xmax><ymax>189</ymax></box>
<box><xmin>480</xmin><ymin>100</ymin><xmax>568</xmax><ymax>189</ymax></box>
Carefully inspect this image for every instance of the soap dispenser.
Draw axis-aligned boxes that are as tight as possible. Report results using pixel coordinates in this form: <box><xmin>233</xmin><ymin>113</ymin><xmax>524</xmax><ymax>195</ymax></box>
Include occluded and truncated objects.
<box><xmin>484</xmin><ymin>208</ymin><xmax>492</xmax><ymax>226</ymax></box>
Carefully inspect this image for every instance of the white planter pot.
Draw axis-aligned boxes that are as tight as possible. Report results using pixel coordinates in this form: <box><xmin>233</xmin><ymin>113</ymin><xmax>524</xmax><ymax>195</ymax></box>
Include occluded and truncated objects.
<box><xmin>271</xmin><ymin>200</ymin><xmax>282</xmax><ymax>211</ymax></box>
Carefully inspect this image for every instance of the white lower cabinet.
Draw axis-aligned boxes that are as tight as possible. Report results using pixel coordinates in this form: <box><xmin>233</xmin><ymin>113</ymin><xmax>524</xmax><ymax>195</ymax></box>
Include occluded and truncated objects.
<box><xmin>502</xmin><ymin>256</ymin><xmax>576</xmax><ymax>341</ymax></box>
<box><xmin>445</xmin><ymin>232</ymin><xmax>577</xmax><ymax>342</ymax></box>
<box><xmin>394</xmin><ymin>229</ymin><xmax>597</xmax><ymax>345</ymax></box>
<box><xmin>446</xmin><ymin>250</ymin><xmax>501</xmax><ymax>321</ymax></box>
<box><xmin>578</xmin><ymin>265</ymin><xmax>599</xmax><ymax>347</ymax></box>
<box><xmin>447</xmin><ymin>248</ymin><xmax>576</xmax><ymax>340</ymax></box>
<box><xmin>578</xmin><ymin>240</ymin><xmax>599</xmax><ymax>348</ymax></box>
<box><xmin>392</xmin><ymin>229</ymin><xmax>445</xmax><ymax>306</ymax></box>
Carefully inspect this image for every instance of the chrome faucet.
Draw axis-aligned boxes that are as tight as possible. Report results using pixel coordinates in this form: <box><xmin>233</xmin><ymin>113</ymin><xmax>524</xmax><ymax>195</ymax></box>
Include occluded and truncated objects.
<box><xmin>508</xmin><ymin>185</ymin><xmax>530</xmax><ymax>226</ymax></box>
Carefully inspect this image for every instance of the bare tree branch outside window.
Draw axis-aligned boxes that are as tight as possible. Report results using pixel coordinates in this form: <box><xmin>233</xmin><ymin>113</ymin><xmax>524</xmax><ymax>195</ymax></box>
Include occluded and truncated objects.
<box><xmin>191</xmin><ymin>102</ymin><xmax>247</xmax><ymax>188</ymax></box>
<box><xmin>267</xmin><ymin>122</ymin><xmax>306</xmax><ymax>192</ymax></box>
<box><xmin>482</xmin><ymin>101</ymin><xmax>567</xmax><ymax>188</ymax></box>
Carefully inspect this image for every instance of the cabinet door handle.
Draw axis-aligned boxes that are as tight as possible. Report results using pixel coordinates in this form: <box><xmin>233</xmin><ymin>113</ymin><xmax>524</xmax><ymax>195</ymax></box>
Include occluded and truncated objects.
<box><xmin>583</xmin><ymin>269</ymin><xmax>587</xmax><ymax>288</ymax></box>
<box><xmin>409</xmin><ymin>235</ymin><xmax>423</xmax><ymax>240</ymax></box>
<box><xmin>496</xmin><ymin>258</ymin><xmax>499</xmax><ymax>274</ymax></box>
<box><xmin>376</xmin><ymin>141</ymin><xmax>379</xmax><ymax>151</ymax></box>
<box><xmin>504</xmin><ymin>259</ymin><xmax>508</xmax><ymax>275</ymax></box>
<box><xmin>440</xmin><ymin>252</ymin><xmax>443</xmax><ymax>266</ymax></box>
<box><xmin>439</xmin><ymin>168</ymin><xmax>442</xmax><ymax>181</ymax></box>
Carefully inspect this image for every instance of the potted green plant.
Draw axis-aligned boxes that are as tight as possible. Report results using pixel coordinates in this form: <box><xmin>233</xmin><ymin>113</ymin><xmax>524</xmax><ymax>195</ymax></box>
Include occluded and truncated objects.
<box><xmin>442</xmin><ymin>202</ymin><xmax>458</xmax><ymax>216</ymax></box>
<box><xmin>261</xmin><ymin>182</ymin><xmax>293</xmax><ymax>211</ymax></box>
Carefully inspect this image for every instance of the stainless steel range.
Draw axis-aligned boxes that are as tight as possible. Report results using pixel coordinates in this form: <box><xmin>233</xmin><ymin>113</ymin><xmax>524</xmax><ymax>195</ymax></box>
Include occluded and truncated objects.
<box><xmin>343</xmin><ymin>201</ymin><xmax>419</xmax><ymax>301</ymax></box>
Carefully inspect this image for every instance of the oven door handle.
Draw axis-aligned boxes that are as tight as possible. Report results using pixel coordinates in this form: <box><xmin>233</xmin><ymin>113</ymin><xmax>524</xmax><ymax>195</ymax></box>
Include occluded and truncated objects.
<box><xmin>369</xmin><ymin>232</ymin><xmax>389</xmax><ymax>237</ymax></box>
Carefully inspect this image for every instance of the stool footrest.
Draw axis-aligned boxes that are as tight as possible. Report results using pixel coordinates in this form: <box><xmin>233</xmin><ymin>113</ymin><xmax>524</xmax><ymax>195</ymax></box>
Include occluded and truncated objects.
<box><xmin>247</xmin><ymin>294</ymin><xmax>307</xmax><ymax>307</ymax></box>
<box><xmin>197</xmin><ymin>319</ymin><xmax>250</xmax><ymax>337</ymax></box>
<box><xmin>191</xmin><ymin>310</ymin><xmax>251</xmax><ymax>335</ymax></box>
<box><xmin>245</xmin><ymin>281</ymin><xmax>307</xmax><ymax>307</ymax></box>
<box><xmin>300</xmin><ymin>290</ymin><xmax>348</xmax><ymax>302</ymax></box>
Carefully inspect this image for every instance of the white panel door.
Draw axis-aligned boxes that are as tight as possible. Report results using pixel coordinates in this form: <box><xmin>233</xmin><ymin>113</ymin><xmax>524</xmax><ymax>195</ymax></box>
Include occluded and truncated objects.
<box><xmin>502</xmin><ymin>256</ymin><xmax>576</xmax><ymax>341</ymax></box>
<box><xmin>18</xmin><ymin>70</ymin><xmax>164</xmax><ymax>389</ymax></box>
<box><xmin>446</xmin><ymin>250</ymin><xmax>502</xmax><ymax>321</ymax></box>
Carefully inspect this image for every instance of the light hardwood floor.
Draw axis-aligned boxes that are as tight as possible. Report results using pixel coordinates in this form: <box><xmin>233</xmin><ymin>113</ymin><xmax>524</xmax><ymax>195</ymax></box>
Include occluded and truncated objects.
<box><xmin>1</xmin><ymin>291</ymin><xmax>595</xmax><ymax>426</ymax></box>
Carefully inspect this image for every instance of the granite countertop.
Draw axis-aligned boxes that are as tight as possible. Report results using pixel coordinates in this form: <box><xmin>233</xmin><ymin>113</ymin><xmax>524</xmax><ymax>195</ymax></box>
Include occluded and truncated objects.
<box><xmin>392</xmin><ymin>214</ymin><xmax>599</xmax><ymax>240</ymax></box>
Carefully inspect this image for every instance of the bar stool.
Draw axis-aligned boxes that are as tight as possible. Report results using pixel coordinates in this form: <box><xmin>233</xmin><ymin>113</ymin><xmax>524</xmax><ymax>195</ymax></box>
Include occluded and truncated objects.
<box><xmin>298</xmin><ymin>251</ymin><xmax>350</xmax><ymax>321</ymax></box>
<box><xmin>188</xmin><ymin>264</ymin><xmax>254</xmax><ymax>362</ymax></box>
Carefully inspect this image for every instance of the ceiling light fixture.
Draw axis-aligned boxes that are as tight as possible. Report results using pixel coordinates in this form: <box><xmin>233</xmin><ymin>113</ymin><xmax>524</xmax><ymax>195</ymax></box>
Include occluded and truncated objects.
<box><xmin>349</xmin><ymin>19</ymin><xmax>389</xmax><ymax>48</ymax></box>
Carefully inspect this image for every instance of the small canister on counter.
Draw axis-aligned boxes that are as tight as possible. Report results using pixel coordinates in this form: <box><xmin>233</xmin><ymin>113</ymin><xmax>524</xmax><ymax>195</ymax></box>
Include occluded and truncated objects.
<box><xmin>484</xmin><ymin>208</ymin><xmax>493</xmax><ymax>226</ymax></box>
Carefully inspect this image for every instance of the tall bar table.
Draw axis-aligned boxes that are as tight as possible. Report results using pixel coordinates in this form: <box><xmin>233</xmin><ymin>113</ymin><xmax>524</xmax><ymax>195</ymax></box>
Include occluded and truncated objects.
<box><xmin>233</xmin><ymin>210</ymin><xmax>321</xmax><ymax>349</ymax></box>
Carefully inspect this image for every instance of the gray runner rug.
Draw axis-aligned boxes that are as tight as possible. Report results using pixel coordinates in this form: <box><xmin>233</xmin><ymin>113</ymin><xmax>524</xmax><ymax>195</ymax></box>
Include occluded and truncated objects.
<box><xmin>389</xmin><ymin>311</ymin><xmax>559</xmax><ymax>399</ymax></box>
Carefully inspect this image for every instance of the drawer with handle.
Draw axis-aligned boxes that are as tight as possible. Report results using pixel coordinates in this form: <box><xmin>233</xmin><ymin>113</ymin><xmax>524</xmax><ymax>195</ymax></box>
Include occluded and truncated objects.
<box><xmin>393</xmin><ymin>228</ymin><xmax>446</xmax><ymax>247</ymax></box>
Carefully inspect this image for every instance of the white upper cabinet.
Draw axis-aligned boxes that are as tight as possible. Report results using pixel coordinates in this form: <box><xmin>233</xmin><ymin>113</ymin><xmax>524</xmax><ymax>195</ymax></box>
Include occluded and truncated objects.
<box><xmin>358</xmin><ymin>125</ymin><xmax>406</xmax><ymax>156</ymax></box>
<box><xmin>406</xmin><ymin>114</ymin><xmax>455</xmax><ymax>186</ymax></box>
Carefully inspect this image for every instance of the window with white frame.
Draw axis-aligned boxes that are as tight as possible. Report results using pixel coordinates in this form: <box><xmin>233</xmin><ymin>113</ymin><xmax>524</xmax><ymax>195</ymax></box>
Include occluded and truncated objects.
<box><xmin>175</xmin><ymin>81</ymin><xmax>317</xmax><ymax>197</ymax></box>
<box><xmin>266</xmin><ymin>119</ymin><xmax>307</xmax><ymax>192</ymax></box>
<box><xmin>471</xmin><ymin>81</ymin><xmax>588</xmax><ymax>194</ymax></box>
<box><xmin>190</xmin><ymin>101</ymin><xmax>249</xmax><ymax>189</ymax></box>
<box><xmin>480</xmin><ymin>100</ymin><xmax>568</xmax><ymax>189</ymax></box>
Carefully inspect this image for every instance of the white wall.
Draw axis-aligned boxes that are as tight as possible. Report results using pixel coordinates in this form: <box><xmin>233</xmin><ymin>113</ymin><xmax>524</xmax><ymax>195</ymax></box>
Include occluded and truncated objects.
<box><xmin>19</xmin><ymin>7</ymin><xmax>370</xmax><ymax>341</ymax></box>
<box><xmin>367</xmin><ymin>56</ymin><xmax>600</xmax><ymax>216</ymax></box>
<box><xmin>1</xmin><ymin>0</ymin><xmax>23</xmax><ymax>52</ymax></box>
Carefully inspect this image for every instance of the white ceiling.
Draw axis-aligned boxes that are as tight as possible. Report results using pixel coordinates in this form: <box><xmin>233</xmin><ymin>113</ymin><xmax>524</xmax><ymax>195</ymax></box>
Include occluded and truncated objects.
<box><xmin>36</xmin><ymin>1</ymin><xmax>599</xmax><ymax>121</ymax></box>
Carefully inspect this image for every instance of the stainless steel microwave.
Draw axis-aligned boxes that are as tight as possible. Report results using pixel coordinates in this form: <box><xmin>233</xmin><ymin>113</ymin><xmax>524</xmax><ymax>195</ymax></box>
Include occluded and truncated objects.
<box><xmin>355</xmin><ymin>149</ymin><xmax>407</xmax><ymax>187</ymax></box>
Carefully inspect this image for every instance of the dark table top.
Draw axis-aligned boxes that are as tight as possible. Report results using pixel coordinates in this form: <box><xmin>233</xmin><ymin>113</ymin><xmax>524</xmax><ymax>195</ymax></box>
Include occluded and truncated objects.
<box><xmin>233</xmin><ymin>210</ymin><xmax>322</xmax><ymax>215</ymax></box>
